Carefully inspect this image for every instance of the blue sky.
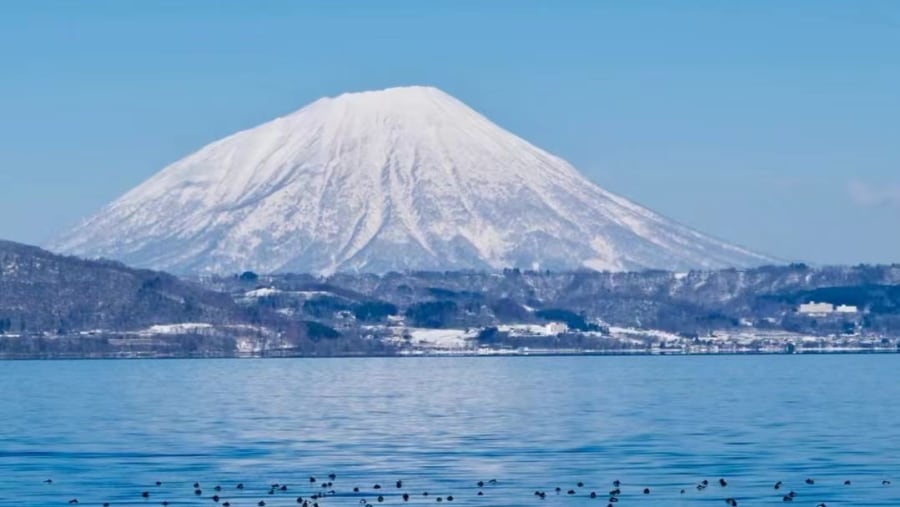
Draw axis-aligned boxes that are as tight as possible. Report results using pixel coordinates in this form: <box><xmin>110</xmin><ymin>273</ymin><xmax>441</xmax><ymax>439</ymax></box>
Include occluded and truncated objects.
<box><xmin>1</xmin><ymin>1</ymin><xmax>898</xmax><ymax>265</ymax></box>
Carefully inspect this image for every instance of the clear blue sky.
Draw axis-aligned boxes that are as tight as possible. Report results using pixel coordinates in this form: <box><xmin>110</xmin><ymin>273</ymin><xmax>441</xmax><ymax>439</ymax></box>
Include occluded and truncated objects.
<box><xmin>1</xmin><ymin>1</ymin><xmax>898</xmax><ymax>265</ymax></box>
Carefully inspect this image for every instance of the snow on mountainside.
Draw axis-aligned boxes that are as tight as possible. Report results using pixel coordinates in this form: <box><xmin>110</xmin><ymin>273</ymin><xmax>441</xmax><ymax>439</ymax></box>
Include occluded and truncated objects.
<box><xmin>51</xmin><ymin>86</ymin><xmax>774</xmax><ymax>274</ymax></box>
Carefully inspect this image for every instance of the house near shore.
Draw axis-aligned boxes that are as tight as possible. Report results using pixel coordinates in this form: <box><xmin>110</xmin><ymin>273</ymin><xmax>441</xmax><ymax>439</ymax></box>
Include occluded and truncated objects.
<box><xmin>798</xmin><ymin>301</ymin><xmax>858</xmax><ymax>316</ymax></box>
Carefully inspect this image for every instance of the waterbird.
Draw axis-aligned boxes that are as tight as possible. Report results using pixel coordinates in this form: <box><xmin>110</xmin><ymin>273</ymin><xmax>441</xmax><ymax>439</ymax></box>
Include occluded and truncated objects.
<box><xmin>48</xmin><ymin>469</ymin><xmax>900</xmax><ymax>507</ymax></box>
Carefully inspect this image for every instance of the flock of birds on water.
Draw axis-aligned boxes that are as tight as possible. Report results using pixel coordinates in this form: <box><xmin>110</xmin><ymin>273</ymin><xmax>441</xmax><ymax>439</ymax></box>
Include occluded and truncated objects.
<box><xmin>39</xmin><ymin>474</ymin><xmax>894</xmax><ymax>506</ymax></box>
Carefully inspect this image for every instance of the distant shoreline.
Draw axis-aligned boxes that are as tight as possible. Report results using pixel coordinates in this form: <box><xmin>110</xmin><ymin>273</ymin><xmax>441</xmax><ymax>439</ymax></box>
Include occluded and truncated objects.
<box><xmin>2</xmin><ymin>347</ymin><xmax>898</xmax><ymax>361</ymax></box>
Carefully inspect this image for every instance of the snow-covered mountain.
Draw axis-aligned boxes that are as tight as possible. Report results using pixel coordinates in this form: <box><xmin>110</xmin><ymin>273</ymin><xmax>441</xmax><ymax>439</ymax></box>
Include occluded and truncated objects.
<box><xmin>52</xmin><ymin>86</ymin><xmax>773</xmax><ymax>274</ymax></box>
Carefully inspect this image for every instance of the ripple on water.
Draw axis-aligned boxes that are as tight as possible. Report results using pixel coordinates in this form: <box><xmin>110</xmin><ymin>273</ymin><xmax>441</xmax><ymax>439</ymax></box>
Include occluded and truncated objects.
<box><xmin>0</xmin><ymin>355</ymin><xmax>898</xmax><ymax>506</ymax></box>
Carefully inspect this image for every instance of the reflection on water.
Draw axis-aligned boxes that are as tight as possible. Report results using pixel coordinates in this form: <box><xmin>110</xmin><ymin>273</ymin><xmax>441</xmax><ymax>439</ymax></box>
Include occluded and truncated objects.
<box><xmin>0</xmin><ymin>355</ymin><xmax>898</xmax><ymax>506</ymax></box>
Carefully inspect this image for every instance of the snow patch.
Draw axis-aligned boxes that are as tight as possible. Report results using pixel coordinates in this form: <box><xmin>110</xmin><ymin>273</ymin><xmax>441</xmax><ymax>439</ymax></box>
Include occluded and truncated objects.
<box><xmin>244</xmin><ymin>287</ymin><xmax>280</xmax><ymax>298</ymax></box>
<box><xmin>142</xmin><ymin>323</ymin><xmax>213</xmax><ymax>335</ymax></box>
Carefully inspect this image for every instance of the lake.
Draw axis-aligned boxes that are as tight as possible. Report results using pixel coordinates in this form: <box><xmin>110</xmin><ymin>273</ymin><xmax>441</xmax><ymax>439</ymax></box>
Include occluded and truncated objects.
<box><xmin>0</xmin><ymin>355</ymin><xmax>898</xmax><ymax>506</ymax></box>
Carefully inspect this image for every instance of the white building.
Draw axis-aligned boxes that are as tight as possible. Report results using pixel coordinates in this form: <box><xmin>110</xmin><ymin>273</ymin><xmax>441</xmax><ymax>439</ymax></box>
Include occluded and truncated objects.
<box><xmin>798</xmin><ymin>301</ymin><xmax>834</xmax><ymax>315</ymax></box>
<box><xmin>835</xmin><ymin>304</ymin><xmax>859</xmax><ymax>314</ymax></box>
<box><xmin>547</xmin><ymin>321</ymin><xmax>569</xmax><ymax>335</ymax></box>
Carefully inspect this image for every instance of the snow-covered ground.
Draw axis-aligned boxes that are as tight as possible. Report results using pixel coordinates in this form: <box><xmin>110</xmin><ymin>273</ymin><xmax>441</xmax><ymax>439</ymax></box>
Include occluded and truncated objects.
<box><xmin>608</xmin><ymin>326</ymin><xmax>682</xmax><ymax>344</ymax></box>
<box><xmin>137</xmin><ymin>323</ymin><xmax>214</xmax><ymax>335</ymax></box>
<box><xmin>382</xmin><ymin>327</ymin><xmax>479</xmax><ymax>350</ymax></box>
<box><xmin>244</xmin><ymin>287</ymin><xmax>280</xmax><ymax>298</ymax></box>
<box><xmin>241</xmin><ymin>288</ymin><xmax>335</xmax><ymax>299</ymax></box>
<box><xmin>127</xmin><ymin>322</ymin><xmax>278</xmax><ymax>342</ymax></box>
<box><xmin>497</xmin><ymin>323</ymin><xmax>567</xmax><ymax>336</ymax></box>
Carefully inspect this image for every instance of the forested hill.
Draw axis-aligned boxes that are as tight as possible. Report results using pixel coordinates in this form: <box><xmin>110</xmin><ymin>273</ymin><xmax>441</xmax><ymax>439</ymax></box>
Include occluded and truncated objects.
<box><xmin>0</xmin><ymin>240</ymin><xmax>395</xmax><ymax>358</ymax></box>
<box><xmin>207</xmin><ymin>263</ymin><xmax>900</xmax><ymax>338</ymax></box>
<box><xmin>3</xmin><ymin>237</ymin><xmax>900</xmax><ymax>358</ymax></box>
<box><xmin>0</xmin><ymin>239</ymin><xmax>241</xmax><ymax>334</ymax></box>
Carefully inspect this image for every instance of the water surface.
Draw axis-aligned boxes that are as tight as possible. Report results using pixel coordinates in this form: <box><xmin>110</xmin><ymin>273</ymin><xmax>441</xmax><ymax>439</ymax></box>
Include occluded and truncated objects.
<box><xmin>1</xmin><ymin>355</ymin><xmax>898</xmax><ymax>506</ymax></box>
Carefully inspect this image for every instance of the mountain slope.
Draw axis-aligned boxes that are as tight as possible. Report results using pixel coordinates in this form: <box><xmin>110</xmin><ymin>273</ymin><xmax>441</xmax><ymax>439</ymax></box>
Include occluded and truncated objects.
<box><xmin>52</xmin><ymin>86</ymin><xmax>773</xmax><ymax>274</ymax></box>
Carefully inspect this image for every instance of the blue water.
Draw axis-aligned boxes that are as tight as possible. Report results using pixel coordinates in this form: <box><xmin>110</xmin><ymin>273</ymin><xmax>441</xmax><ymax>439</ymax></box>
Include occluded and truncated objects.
<box><xmin>0</xmin><ymin>355</ymin><xmax>898</xmax><ymax>506</ymax></box>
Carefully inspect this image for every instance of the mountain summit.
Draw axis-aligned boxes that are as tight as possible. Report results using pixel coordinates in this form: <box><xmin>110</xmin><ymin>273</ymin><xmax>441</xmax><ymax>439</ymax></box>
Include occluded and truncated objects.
<box><xmin>52</xmin><ymin>86</ymin><xmax>772</xmax><ymax>274</ymax></box>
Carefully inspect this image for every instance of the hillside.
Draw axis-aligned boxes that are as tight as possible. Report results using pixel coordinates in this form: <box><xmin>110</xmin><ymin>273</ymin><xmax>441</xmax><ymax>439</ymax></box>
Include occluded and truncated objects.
<box><xmin>0</xmin><ymin>240</ymin><xmax>390</xmax><ymax>357</ymax></box>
